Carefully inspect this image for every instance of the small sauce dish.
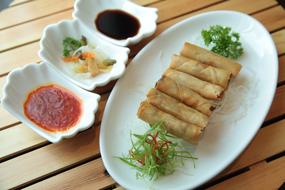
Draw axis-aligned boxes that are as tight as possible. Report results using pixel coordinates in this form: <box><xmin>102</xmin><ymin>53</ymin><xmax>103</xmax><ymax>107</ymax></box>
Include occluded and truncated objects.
<box><xmin>39</xmin><ymin>19</ymin><xmax>130</xmax><ymax>91</ymax></box>
<box><xmin>73</xmin><ymin>0</ymin><xmax>158</xmax><ymax>46</ymax></box>
<box><xmin>1</xmin><ymin>63</ymin><xmax>100</xmax><ymax>143</ymax></box>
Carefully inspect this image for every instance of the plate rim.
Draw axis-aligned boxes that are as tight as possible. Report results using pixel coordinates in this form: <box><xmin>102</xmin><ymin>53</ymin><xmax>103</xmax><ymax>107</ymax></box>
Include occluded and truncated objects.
<box><xmin>99</xmin><ymin>10</ymin><xmax>278</xmax><ymax>189</ymax></box>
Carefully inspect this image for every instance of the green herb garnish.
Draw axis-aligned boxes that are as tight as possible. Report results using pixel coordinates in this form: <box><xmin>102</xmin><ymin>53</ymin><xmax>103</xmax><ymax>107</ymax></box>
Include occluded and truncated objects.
<box><xmin>80</xmin><ymin>36</ymin><xmax>87</xmax><ymax>46</ymax></box>
<box><xmin>201</xmin><ymin>25</ymin><xmax>244</xmax><ymax>59</ymax></box>
<box><xmin>63</xmin><ymin>36</ymin><xmax>87</xmax><ymax>57</ymax></box>
<box><xmin>118</xmin><ymin>122</ymin><xmax>197</xmax><ymax>180</ymax></box>
<box><xmin>103</xmin><ymin>59</ymin><xmax>116</xmax><ymax>66</ymax></box>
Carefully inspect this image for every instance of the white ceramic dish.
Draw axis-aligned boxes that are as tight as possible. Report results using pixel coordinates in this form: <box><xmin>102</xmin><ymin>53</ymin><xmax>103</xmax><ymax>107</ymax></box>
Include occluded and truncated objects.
<box><xmin>100</xmin><ymin>11</ymin><xmax>278</xmax><ymax>189</ymax></box>
<box><xmin>39</xmin><ymin>19</ymin><xmax>130</xmax><ymax>91</ymax></box>
<box><xmin>1</xmin><ymin>63</ymin><xmax>100</xmax><ymax>143</ymax></box>
<box><xmin>73</xmin><ymin>0</ymin><xmax>158</xmax><ymax>46</ymax></box>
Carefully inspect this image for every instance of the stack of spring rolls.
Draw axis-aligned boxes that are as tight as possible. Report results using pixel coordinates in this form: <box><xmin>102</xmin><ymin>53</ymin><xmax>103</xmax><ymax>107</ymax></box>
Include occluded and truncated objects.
<box><xmin>137</xmin><ymin>42</ymin><xmax>242</xmax><ymax>144</ymax></box>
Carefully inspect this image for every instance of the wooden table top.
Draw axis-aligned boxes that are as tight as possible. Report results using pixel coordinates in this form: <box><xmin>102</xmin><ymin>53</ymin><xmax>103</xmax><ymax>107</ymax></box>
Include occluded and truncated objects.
<box><xmin>0</xmin><ymin>0</ymin><xmax>285</xmax><ymax>189</ymax></box>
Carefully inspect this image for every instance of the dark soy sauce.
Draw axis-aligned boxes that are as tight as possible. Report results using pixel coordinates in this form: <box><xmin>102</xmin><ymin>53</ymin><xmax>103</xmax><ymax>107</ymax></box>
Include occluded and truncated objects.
<box><xmin>95</xmin><ymin>10</ymin><xmax>140</xmax><ymax>40</ymax></box>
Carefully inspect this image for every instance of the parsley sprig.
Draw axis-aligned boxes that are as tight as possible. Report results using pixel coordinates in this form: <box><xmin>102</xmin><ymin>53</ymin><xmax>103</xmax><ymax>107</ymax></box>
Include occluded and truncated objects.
<box><xmin>118</xmin><ymin>122</ymin><xmax>197</xmax><ymax>180</ymax></box>
<box><xmin>201</xmin><ymin>25</ymin><xmax>244</xmax><ymax>59</ymax></box>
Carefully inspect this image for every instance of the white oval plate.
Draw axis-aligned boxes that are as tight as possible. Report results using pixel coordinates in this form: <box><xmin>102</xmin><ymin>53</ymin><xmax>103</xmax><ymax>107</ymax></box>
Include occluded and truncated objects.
<box><xmin>100</xmin><ymin>11</ymin><xmax>278</xmax><ymax>190</ymax></box>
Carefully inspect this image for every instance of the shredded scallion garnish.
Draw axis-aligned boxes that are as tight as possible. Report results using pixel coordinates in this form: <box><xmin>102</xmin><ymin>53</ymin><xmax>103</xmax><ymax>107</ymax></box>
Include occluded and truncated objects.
<box><xmin>118</xmin><ymin>122</ymin><xmax>197</xmax><ymax>180</ymax></box>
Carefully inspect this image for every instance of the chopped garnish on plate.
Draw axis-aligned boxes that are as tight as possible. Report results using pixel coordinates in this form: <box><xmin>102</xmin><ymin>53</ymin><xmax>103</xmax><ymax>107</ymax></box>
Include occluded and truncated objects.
<box><xmin>118</xmin><ymin>122</ymin><xmax>197</xmax><ymax>180</ymax></box>
<box><xmin>63</xmin><ymin>36</ymin><xmax>86</xmax><ymax>57</ymax></box>
<box><xmin>62</xmin><ymin>36</ymin><xmax>117</xmax><ymax>77</ymax></box>
<box><xmin>201</xmin><ymin>25</ymin><xmax>244</xmax><ymax>59</ymax></box>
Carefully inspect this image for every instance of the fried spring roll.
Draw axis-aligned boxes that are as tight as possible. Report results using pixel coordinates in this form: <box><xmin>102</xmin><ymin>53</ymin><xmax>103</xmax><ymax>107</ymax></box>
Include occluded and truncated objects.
<box><xmin>180</xmin><ymin>42</ymin><xmax>242</xmax><ymax>76</ymax></box>
<box><xmin>163</xmin><ymin>69</ymin><xmax>224</xmax><ymax>100</ymax></box>
<box><xmin>170</xmin><ymin>55</ymin><xmax>231</xmax><ymax>88</ymax></box>
<box><xmin>147</xmin><ymin>88</ymin><xmax>209</xmax><ymax>128</ymax></box>
<box><xmin>156</xmin><ymin>77</ymin><xmax>215</xmax><ymax>116</ymax></box>
<box><xmin>137</xmin><ymin>101</ymin><xmax>202</xmax><ymax>144</ymax></box>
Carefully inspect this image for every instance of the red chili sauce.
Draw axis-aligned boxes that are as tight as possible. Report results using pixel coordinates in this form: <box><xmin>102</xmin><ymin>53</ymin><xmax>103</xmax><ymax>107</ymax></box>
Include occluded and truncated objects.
<box><xmin>24</xmin><ymin>84</ymin><xmax>82</xmax><ymax>132</ymax></box>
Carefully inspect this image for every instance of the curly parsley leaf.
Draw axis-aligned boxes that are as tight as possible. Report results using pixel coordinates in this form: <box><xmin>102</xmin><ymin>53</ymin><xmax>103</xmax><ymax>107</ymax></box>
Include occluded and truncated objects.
<box><xmin>201</xmin><ymin>25</ymin><xmax>244</xmax><ymax>59</ymax></box>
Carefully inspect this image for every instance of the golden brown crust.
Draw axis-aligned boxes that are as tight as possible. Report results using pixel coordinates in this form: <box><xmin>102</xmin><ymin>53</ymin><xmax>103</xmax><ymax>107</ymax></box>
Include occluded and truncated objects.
<box><xmin>181</xmin><ymin>42</ymin><xmax>242</xmax><ymax>76</ymax></box>
<box><xmin>137</xmin><ymin>101</ymin><xmax>202</xmax><ymax>144</ymax></box>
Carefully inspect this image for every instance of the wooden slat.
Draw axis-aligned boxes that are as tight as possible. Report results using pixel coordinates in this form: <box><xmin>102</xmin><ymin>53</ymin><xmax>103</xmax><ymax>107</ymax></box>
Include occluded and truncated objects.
<box><xmin>0</xmin><ymin>9</ymin><xmax>72</xmax><ymax>52</ymax></box>
<box><xmin>10</xmin><ymin>0</ymin><xmax>35</xmax><ymax>6</ymax></box>
<box><xmin>273</xmin><ymin>29</ymin><xmax>285</xmax><ymax>55</ymax></box>
<box><xmin>209</xmin><ymin>156</ymin><xmax>285</xmax><ymax>190</ymax></box>
<box><xmin>9</xmin><ymin>0</ymin><xmax>160</xmax><ymax>8</ymax></box>
<box><xmin>279</xmin><ymin>55</ymin><xmax>285</xmax><ymax>83</ymax></box>
<box><xmin>254</xmin><ymin>5</ymin><xmax>285</xmax><ymax>32</ymax></box>
<box><xmin>152</xmin><ymin>0</ymin><xmax>224</xmax><ymax>23</ymax></box>
<box><xmin>0</xmin><ymin>43</ymin><xmax>39</xmax><ymax>75</ymax></box>
<box><xmin>0</xmin><ymin>73</ymin><xmax>19</xmax><ymax>129</ymax></box>
<box><xmin>0</xmin><ymin>0</ymin><xmax>73</xmax><ymax>29</ymax></box>
<box><xmin>132</xmin><ymin>0</ymin><xmax>162</xmax><ymax>5</ymax></box>
<box><xmin>0</xmin><ymin>76</ymin><xmax>6</xmax><ymax>95</ymax></box>
<box><xmin>0</xmin><ymin>108</ymin><xmax>19</xmax><ymax>130</ymax></box>
<box><xmin>21</xmin><ymin>119</ymin><xmax>285</xmax><ymax>190</ymax></box>
<box><xmin>197</xmin><ymin>0</ymin><xmax>277</xmax><ymax>13</ymax></box>
<box><xmin>24</xmin><ymin>158</ymin><xmax>116</xmax><ymax>190</ymax></box>
<box><xmin>0</xmin><ymin>124</ymin><xmax>45</xmax><ymax>161</ymax></box>
<box><xmin>0</xmin><ymin>126</ymin><xmax>99</xmax><ymax>190</ymax></box>
<box><xmin>0</xmin><ymin>75</ymin><xmax>20</xmax><ymax>130</ymax></box>
<box><xmin>0</xmin><ymin>70</ymin><xmax>18</xmax><ymax>129</ymax></box>
<box><xmin>114</xmin><ymin>187</ymin><xmax>125</xmax><ymax>190</ymax></box>
<box><xmin>216</xmin><ymin>119</ymin><xmax>285</xmax><ymax>177</ymax></box>
<box><xmin>0</xmin><ymin>0</ymin><xmax>280</xmax><ymax>76</ymax></box>
<box><xmin>265</xmin><ymin>85</ymin><xmax>285</xmax><ymax>120</ymax></box>
<box><xmin>0</xmin><ymin>93</ymin><xmax>108</xmax><ymax>160</ymax></box>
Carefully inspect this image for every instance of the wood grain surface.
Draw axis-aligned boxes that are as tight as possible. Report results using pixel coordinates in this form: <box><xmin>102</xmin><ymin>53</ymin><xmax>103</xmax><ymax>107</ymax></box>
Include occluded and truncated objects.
<box><xmin>0</xmin><ymin>0</ymin><xmax>284</xmax><ymax>189</ymax></box>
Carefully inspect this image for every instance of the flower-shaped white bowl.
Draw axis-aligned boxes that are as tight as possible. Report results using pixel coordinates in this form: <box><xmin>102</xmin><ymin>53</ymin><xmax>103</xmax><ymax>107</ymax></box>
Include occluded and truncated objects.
<box><xmin>73</xmin><ymin>0</ymin><xmax>158</xmax><ymax>46</ymax></box>
<box><xmin>1</xmin><ymin>63</ymin><xmax>100</xmax><ymax>143</ymax></box>
<box><xmin>39</xmin><ymin>19</ymin><xmax>130</xmax><ymax>91</ymax></box>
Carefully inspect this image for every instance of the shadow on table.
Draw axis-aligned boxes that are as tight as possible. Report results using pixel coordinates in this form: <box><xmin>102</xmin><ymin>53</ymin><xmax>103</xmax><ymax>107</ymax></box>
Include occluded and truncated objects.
<box><xmin>0</xmin><ymin>0</ymin><xmax>13</xmax><ymax>12</ymax></box>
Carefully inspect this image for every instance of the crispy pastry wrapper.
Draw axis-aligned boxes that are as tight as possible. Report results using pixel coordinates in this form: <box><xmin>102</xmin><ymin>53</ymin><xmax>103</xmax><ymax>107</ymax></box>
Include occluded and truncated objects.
<box><xmin>147</xmin><ymin>88</ymin><xmax>209</xmax><ymax>128</ymax></box>
<box><xmin>170</xmin><ymin>55</ymin><xmax>231</xmax><ymax>88</ymax></box>
<box><xmin>180</xmin><ymin>42</ymin><xmax>242</xmax><ymax>76</ymax></box>
<box><xmin>156</xmin><ymin>76</ymin><xmax>216</xmax><ymax>116</ymax></box>
<box><xmin>163</xmin><ymin>69</ymin><xmax>224</xmax><ymax>100</ymax></box>
<box><xmin>137</xmin><ymin>101</ymin><xmax>202</xmax><ymax>144</ymax></box>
